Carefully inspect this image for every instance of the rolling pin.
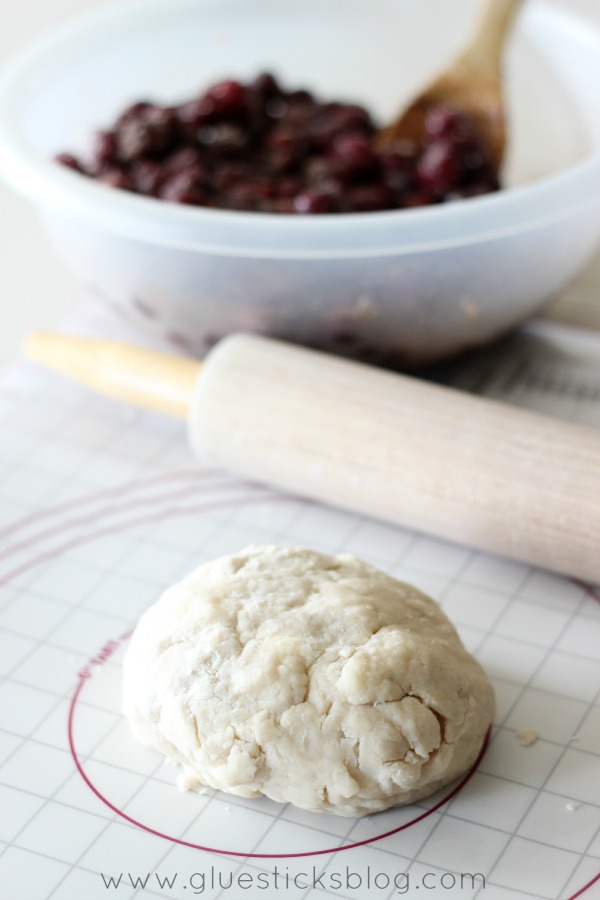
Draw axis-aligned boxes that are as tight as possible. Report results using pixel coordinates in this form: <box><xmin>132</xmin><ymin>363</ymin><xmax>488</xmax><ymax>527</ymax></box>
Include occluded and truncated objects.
<box><xmin>25</xmin><ymin>331</ymin><xmax>600</xmax><ymax>584</ymax></box>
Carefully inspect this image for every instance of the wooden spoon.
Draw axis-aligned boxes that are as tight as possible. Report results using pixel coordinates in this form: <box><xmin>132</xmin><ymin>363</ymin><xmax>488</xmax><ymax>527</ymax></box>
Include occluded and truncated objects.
<box><xmin>376</xmin><ymin>0</ymin><xmax>521</xmax><ymax>168</ymax></box>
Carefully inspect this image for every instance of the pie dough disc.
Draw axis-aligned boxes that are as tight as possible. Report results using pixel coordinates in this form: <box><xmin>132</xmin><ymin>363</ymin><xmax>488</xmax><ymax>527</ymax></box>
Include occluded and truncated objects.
<box><xmin>122</xmin><ymin>545</ymin><xmax>494</xmax><ymax>816</ymax></box>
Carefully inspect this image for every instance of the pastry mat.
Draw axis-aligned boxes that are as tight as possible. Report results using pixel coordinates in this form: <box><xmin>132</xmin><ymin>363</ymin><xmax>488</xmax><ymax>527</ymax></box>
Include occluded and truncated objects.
<box><xmin>0</xmin><ymin>302</ymin><xmax>599</xmax><ymax>900</ymax></box>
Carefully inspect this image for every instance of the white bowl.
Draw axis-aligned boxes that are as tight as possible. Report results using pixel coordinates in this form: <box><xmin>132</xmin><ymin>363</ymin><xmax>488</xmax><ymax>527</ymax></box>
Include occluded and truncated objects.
<box><xmin>0</xmin><ymin>0</ymin><xmax>600</xmax><ymax>364</ymax></box>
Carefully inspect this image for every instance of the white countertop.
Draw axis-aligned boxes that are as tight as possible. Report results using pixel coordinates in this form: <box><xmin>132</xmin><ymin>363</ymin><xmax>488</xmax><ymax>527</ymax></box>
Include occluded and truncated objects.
<box><xmin>1</xmin><ymin>0</ymin><xmax>599</xmax><ymax>369</ymax></box>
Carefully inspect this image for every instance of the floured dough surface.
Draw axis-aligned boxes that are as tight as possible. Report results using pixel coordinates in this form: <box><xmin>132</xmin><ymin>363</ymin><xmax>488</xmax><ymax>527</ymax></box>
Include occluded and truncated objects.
<box><xmin>122</xmin><ymin>545</ymin><xmax>494</xmax><ymax>816</ymax></box>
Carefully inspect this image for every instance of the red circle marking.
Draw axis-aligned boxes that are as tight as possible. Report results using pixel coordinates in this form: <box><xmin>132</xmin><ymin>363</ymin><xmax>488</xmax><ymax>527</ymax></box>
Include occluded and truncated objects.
<box><xmin>570</xmin><ymin>874</ymin><xmax>600</xmax><ymax>899</ymax></box>
<box><xmin>0</xmin><ymin>470</ymin><xmax>236</xmax><ymax>564</ymax></box>
<box><xmin>0</xmin><ymin>468</ymin><xmax>205</xmax><ymax>541</ymax></box>
<box><xmin>0</xmin><ymin>489</ymin><xmax>291</xmax><ymax>588</ymax></box>
<box><xmin>68</xmin><ymin>660</ymin><xmax>491</xmax><ymax>859</ymax></box>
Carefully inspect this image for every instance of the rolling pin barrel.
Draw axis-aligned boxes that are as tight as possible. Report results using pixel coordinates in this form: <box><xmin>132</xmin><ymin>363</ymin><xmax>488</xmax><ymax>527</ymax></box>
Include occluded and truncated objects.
<box><xmin>189</xmin><ymin>333</ymin><xmax>600</xmax><ymax>583</ymax></box>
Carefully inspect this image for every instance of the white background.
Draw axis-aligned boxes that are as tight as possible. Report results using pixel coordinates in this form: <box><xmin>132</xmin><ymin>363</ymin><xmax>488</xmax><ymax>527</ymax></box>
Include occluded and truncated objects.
<box><xmin>1</xmin><ymin>0</ymin><xmax>599</xmax><ymax>370</ymax></box>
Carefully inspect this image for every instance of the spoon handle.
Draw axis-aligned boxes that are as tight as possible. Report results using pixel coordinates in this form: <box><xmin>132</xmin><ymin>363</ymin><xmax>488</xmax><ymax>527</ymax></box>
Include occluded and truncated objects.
<box><xmin>461</xmin><ymin>0</ymin><xmax>521</xmax><ymax>78</ymax></box>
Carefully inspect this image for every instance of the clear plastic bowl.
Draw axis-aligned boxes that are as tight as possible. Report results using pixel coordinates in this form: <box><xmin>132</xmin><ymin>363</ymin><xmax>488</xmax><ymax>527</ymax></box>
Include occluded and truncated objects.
<box><xmin>0</xmin><ymin>0</ymin><xmax>599</xmax><ymax>364</ymax></box>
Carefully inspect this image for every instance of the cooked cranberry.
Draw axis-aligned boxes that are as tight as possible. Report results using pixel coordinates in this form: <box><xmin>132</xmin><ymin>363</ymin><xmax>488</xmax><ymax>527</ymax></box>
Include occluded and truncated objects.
<box><xmin>343</xmin><ymin>184</ymin><xmax>393</xmax><ymax>212</ymax></box>
<box><xmin>417</xmin><ymin>140</ymin><xmax>461</xmax><ymax>195</ymax></box>
<box><xmin>116</xmin><ymin>106</ymin><xmax>175</xmax><ymax>162</ymax></box>
<box><xmin>344</xmin><ymin>103</ymin><xmax>373</xmax><ymax>126</ymax></box>
<box><xmin>54</xmin><ymin>152</ymin><xmax>84</xmax><ymax>172</ymax></box>
<box><xmin>211</xmin><ymin>160</ymin><xmax>247</xmax><ymax>192</ymax></box>
<box><xmin>329</xmin><ymin>104</ymin><xmax>373</xmax><ymax>134</ymax></box>
<box><xmin>293</xmin><ymin>190</ymin><xmax>334</xmax><ymax>213</ymax></box>
<box><xmin>266</xmin><ymin>126</ymin><xmax>301</xmax><ymax>151</ymax></box>
<box><xmin>304</xmin><ymin>177</ymin><xmax>344</xmax><ymax>210</ymax></box>
<box><xmin>115</xmin><ymin>118</ymin><xmax>148</xmax><ymax>162</ymax></box>
<box><xmin>404</xmin><ymin>189</ymin><xmax>433</xmax><ymax>207</ymax></box>
<box><xmin>380</xmin><ymin>142</ymin><xmax>419</xmax><ymax>173</ymax></box>
<box><xmin>425</xmin><ymin>105</ymin><xmax>466</xmax><ymax>139</ymax></box>
<box><xmin>276</xmin><ymin>176</ymin><xmax>304</xmax><ymax>197</ymax></box>
<box><xmin>245</xmin><ymin>102</ymin><xmax>270</xmax><ymax>139</ymax></box>
<box><xmin>263</xmin><ymin>148</ymin><xmax>298</xmax><ymax>175</ymax></box>
<box><xmin>264</xmin><ymin>97</ymin><xmax>288</xmax><ymax>119</ymax></box>
<box><xmin>130</xmin><ymin>159</ymin><xmax>166</xmax><ymax>195</ymax></box>
<box><xmin>265</xmin><ymin>126</ymin><xmax>309</xmax><ymax>167</ymax></box>
<box><xmin>304</xmin><ymin>155</ymin><xmax>338</xmax><ymax>185</ymax></box>
<box><xmin>91</xmin><ymin>130</ymin><xmax>117</xmax><ymax>171</ymax></box>
<box><xmin>147</xmin><ymin>106</ymin><xmax>177</xmax><ymax>134</ymax></box>
<box><xmin>198</xmin><ymin>123</ymin><xmax>250</xmax><ymax>156</ymax></box>
<box><xmin>383</xmin><ymin>164</ymin><xmax>413</xmax><ymax>199</ymax></box>
<box><xmin>330</xmin><ymin>132</ymin><xmax>376</xmax><ymax>173</ymax></box>
<box><xmin>163</xmin><ymin>146</ymin><xmax>203</xmax><ymax>173</ymax></box>
<box><xmin>309</xmin><ymin>104</ymin><xmax>370</xmax><ymax>150</ymax></box>
<box><xmin>208</xmin><ymin>80</ymin><xmax>247</xmax><ymax>117</ymax></box>
<box><xmin>279</xmin><ymin>101</ymin><xmax>314</xmax><ymax>128</ymax></box>
<box><xmin>286</xmin><ymin>89</ymin><xmax>313</xmax><ymax>105</ymax></box>
<box><xmin>251</xmin><ymin>72</ymin><xmax>281</xmax><ymax>97</ymax></box>
<box><xmin>455</xmin><ymin>138</ymin><xmax>485</xmax><ymax>174</ymax></box>
<box><xmin>466</xmin><ymin>163</ymin><xmax>500</xmax><ymax>193</ymax></box>
<box><xmin>115</xmin><ymin>101</ymin><xmax>153</xmax><ymax>126</ymax></box>
<box><xmin>225</xmin><ymin>179</ymin><xmax>274</xmax><ymax>211</ymax></box>
<box><xmin>265</xmin><ymin>197</ymin><xmax>296</xmax><ymax>213</ymax></box>
<box><xmin>176</xmin><ymin>96</ymin><xmax>216</xmax><ymax>131</ymax></box>
<box><xmin>159</xmin><ymin>170</ymin><xmax>206</xmax><ymax>204</ymax></box>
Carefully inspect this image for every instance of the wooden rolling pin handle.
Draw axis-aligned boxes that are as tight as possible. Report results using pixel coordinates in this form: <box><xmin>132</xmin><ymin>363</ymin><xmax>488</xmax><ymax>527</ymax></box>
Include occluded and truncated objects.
<box><xmin>25</xmin><ymin>332</ymin><xmax>200</xmax><ymax>420</ymax></box>
<box><xmin>190</xmin><ymin>334</ymin><xmax>600</xmax><ymax>584</ymax></box>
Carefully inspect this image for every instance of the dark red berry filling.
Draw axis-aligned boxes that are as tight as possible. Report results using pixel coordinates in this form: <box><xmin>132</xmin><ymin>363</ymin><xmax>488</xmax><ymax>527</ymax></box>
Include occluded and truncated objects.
<box><xmin>56</xmin><ymin>74</ymin><xmax>500</xmax><ymax>213</ymax></box>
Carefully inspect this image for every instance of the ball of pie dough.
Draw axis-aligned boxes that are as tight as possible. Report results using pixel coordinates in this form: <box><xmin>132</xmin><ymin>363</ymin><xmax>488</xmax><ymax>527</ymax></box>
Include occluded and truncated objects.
<box><xmin>122</xmin><ymin>545</ymin><xmax>494</xmax><ymax>816</ymax></box>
